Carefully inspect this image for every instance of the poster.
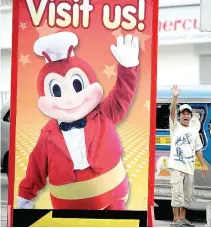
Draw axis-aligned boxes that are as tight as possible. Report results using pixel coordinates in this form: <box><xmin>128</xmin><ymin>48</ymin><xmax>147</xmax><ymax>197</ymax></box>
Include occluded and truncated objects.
<box><xmin>8</xmin><ymin>0</ymin><xmax>158</xmax><ymax>226</ymax></box>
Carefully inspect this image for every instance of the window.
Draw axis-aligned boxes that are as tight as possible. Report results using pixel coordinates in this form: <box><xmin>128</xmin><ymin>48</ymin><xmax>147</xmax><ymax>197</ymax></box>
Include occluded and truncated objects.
<box><xmin>156</xmin><ymin>103</ymin><xmax>206</xmax><ymax>148</ymax></box>
<box><xmin>0</xmin><ymin>0</ymin><xmax>12</xmax><ymax>7</ymax></box>
<box><xmin>3</xmin><ymin>110</ymin><xmax>10</xmax><ymax>122</ymax></box>
<box><xmin>199</xmin><ymin>54</ymin><xmax>211</xmax><ymax>85</ymax></box>
<box><xmin>156</xmin><ymin>104</ymin><xmax>170</xmax><ymax>130</ymax></box>
<box><xmin>192</xmin><ymin>108</ymin><xmax>206</xmax><ymax>147</ymax></box>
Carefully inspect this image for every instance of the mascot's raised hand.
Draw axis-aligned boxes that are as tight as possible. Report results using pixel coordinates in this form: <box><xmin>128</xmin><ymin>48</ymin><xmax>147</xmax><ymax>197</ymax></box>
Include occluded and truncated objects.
<box><xmin>110</xmin><ymin>35</ymin><xmax>139</xmax><ymax>68</ymax></box>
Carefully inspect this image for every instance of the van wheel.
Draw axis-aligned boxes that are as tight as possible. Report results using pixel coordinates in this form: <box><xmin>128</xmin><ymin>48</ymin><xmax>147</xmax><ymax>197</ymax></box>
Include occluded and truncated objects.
<box><xmin>2</xmin><ymin>151</ymin><xmax>9</xmax><ymax>175</ymax></box>
<box><xmin>154</xmin><ymin>200</ymin><xmax>172</xmax><ymax>220</ymax></box>
<box><xmin>155</xmin><ymin>199</ymin><xmax>171</xmax><ymax>208</ymax></box>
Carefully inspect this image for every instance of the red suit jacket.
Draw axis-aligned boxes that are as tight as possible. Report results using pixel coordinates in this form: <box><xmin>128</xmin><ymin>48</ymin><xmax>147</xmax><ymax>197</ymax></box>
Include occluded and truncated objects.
<box><xmin>18</xmin><ymin>64</ymin><xmax>139</xmax><ymax>210</ymax></box>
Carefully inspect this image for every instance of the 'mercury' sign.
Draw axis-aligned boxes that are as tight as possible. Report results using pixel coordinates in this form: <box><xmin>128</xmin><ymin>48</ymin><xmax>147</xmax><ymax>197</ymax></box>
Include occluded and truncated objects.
<box><xmin>159</xmin><ymin>18</ymin><xmax>198</xmax><ymax>32</ymax></box>
<box><xmin>158</xmin><ymin>5</ymin><xmax>211</xmax><ymax>45</ymax></box>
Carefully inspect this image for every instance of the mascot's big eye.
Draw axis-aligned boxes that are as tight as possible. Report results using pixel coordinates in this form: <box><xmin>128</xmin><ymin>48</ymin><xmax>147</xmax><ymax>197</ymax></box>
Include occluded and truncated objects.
<box><xmin>72</xmin><ymin>74</ymin><xmax>84</xmax><ymax>93</ymax></box>
<box><xmin>49</xmin><ymin>80</ymin><xmax>61</xmax><ymax>97</ymax></box>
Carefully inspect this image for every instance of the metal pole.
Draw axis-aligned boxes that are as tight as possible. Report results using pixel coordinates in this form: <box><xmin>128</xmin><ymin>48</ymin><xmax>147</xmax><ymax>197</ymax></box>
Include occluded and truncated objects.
<box><xmin>200</xmin><ymin>0</ymin><xmax>211</xmax><ymax>32</ymax></box>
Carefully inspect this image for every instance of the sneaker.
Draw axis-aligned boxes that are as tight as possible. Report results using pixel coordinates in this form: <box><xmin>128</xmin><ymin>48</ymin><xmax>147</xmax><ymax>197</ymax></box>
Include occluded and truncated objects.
<box><xmin>170</xmin><ymin>221</ymin><xmax>186</xmax><ymax>227</ymax></box>
<box><xmin>181</xmin><ymin>219</ymin><xmax>195</xmax><ymax>227</ymax></box>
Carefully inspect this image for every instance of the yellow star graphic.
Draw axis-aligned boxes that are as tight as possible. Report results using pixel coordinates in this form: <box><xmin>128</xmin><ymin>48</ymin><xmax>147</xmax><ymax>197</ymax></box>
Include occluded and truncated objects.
<box><xmin>143</xmin><ymin>99</ymin><xmax>150</xmax><ymax>111</ymax></box>
<box><xmin>111</xmin><ymin>28</ymin><xmax>122</xmax><ymax>38</ymax></box>
<box><xmin>18</xmin><ymin>54</ymin><xmax>31</xmax><ymax>66</ymax></box>
<box><xmin>36</xmin><ymin>20</ymin><xmax>60</xmax><ymax>37</ymax></box>
<box><xmin>133</xmin><ymin>30</ymin><xmax>152</xmax><ymax>51</ymax></box>
<box><xmin>102</xmin><ymin>65</ymin><xmax>116</xmax><ymax>79</ymax></box>
<box><xmin>19</xmin><ymin>22</ymin><xmax>27</xmax><ymax>30</ymax></box>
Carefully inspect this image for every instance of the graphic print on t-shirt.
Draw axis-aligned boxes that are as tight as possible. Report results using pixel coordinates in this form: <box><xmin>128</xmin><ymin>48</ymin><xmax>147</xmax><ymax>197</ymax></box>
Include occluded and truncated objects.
<box><xmin>174</xmin><ymin>132</ymin><xmax>195</xmax><ymax>164</ymax></box>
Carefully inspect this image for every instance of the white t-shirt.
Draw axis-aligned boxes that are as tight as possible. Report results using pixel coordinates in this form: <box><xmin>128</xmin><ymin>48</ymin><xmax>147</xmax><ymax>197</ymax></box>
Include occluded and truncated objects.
<box><xmin>168</xmin><ymin>117</ymin><xmax>203</xmax><ymax>175</ymax></box>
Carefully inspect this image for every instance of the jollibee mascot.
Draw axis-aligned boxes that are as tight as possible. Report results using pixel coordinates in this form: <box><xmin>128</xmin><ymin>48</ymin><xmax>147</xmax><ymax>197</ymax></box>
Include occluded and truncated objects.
<box><xmin>17</xmin><ymin>32</ymin><xmax>140</xmax><ymax>210</ymax></box>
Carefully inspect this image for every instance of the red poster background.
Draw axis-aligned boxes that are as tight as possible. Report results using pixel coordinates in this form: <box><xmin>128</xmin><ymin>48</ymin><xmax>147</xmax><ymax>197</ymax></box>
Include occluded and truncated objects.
<box><xmin>8</xmin><ymin>0</ymin><xmax>158</xmax><ymax>226</ymax></box>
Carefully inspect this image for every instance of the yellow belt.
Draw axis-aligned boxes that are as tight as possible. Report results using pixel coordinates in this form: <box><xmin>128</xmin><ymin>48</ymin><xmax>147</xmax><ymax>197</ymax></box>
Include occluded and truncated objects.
<box><xmin>50</xmin><ymin>161</ymin><xmax>126</xmax><ymax>200</ymax></box>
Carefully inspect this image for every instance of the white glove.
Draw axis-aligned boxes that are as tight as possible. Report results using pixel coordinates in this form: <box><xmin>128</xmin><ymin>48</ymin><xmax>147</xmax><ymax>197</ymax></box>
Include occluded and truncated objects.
<box><xmin>17</xmin><ymin>196</ymin><xmax>34</xmax><ymax>209</ymax></box>
<box><xmin>110</xmin><ymin>35</ymin><xmax>140</xmax><ymax>68</ymax></box>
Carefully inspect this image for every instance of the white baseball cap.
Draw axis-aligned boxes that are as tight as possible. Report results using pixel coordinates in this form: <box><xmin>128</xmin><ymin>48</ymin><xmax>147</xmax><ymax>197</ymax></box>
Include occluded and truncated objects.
<box><xmin>179</xmin><ymin>104</ymin><xmax>192</xmax><ymax>113</ymax></box>
<box><xmin>34</xmin><ymin>32</ymin><xmax>78</xmax><ymax>63</ymax></box>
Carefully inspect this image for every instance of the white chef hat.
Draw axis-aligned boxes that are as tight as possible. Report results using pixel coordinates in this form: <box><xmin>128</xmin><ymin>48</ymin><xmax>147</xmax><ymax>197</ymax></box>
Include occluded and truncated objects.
<box><xmin>34</xmin><ymin>32</ymin><xmax>78</xmax><ymax>63</ymax></box>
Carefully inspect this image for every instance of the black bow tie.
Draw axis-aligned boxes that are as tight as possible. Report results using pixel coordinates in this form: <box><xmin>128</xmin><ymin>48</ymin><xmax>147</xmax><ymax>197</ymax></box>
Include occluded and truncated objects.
<box><xmin>59</xmin><ymin>118</ymin><xmax>87</xmax><ymax>131</ymax></box>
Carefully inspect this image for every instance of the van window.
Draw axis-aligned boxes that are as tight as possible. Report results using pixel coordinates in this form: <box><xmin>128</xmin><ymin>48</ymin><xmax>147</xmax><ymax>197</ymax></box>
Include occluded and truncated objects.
<box><xmin>156</xmin><ymin>103</ymin><xmax>206</xmax><ymax>148</ymax></box>
<box><xmin>156</xmin><ymin>104</ymin><xmax>170</xmax><ymax>129</ymax></box>
<box><xmin>3</xmin><ymin>110</ymin><xmax>10</xmax><ymax>122</ymax></box>
<box><xmin>192</xmin><ymin>108</ymin><xmax>206</xmax><ymax>147</ymax></box>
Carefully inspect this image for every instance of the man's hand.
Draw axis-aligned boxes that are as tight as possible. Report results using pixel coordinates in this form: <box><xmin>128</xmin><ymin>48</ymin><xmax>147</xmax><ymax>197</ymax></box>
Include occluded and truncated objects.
<box><xmin>170</xmin><ymin>85</ymin><xmax>179</xmax><ymax>122</ymax></box>
<box><xmin>171</xmin><ymin>84</ymin><xmax>180</xmax><ymax>98</ymax></box>
<box><xmin>196</xmin><ymin>150</ymin><xmax>207</xmax><ymax>177</ymax></box>
<box><xmin>202</xmin><ymin>164</ymin><xmax>207</xmax><ymax>177</ymax></box>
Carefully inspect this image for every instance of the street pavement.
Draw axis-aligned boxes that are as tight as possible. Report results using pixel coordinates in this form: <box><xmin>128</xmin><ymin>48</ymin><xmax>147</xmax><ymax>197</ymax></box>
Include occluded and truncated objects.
<box><xmin>155</xmin><ymin>220</ymin><xmax>206</xmax><ymax>227</ymax></box>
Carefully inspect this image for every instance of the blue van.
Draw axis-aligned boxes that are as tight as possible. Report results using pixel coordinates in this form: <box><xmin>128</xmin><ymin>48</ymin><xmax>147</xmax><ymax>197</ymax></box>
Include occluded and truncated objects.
<box><xmin>155</xmin><ymin>85</ymin><xmax>211</xmax><ymax>210</ymax></box>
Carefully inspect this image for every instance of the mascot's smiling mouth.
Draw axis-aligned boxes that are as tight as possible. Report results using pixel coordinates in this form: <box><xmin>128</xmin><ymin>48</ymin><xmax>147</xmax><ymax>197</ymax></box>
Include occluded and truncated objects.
<box><xmin>56</xmin><ymin>102</ymin><xmax>85</xmax><ymax>112</ymax></box>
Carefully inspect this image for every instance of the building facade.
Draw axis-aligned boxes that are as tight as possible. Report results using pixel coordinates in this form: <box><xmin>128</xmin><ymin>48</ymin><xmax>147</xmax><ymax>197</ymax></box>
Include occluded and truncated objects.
<box><xmin>158</xmin><ymin>0</ymin><xmax>211</xmax><ymax>86</ymax></box>
<box><xmin>0</xmin><ymin>0</ymin><xmax>12</xmax><ymax>108</ymax></box>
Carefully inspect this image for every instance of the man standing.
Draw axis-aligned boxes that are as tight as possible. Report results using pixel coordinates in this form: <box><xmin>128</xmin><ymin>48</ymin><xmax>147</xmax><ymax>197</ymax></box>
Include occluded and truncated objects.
<box><xmin>169</xmin><ymin>85</ymin><xmax>207</xmax><ymax>227</ymax></box>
